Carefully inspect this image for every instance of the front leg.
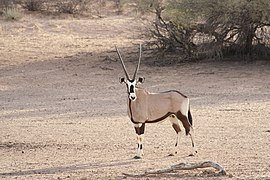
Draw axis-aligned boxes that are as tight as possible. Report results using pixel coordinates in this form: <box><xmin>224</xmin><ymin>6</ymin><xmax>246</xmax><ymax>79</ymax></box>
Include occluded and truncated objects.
<box><xmin>134</xmin><ymin>123</ymin><xmax>145</xmax><ymax>159</ymax></box>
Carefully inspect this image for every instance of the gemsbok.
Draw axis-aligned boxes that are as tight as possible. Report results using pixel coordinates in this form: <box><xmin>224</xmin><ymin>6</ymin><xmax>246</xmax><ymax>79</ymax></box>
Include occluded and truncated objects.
<box><xmin>116</xmin><ymin>44</ymin><xmax>197</xmax><ymax>159</ymax></box>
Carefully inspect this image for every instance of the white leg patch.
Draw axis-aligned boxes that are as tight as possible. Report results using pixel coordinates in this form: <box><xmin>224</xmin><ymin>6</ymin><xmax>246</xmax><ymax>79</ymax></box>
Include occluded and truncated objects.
<box><xmin>136</xmin><ymin>134</ymin><xmax>144</xmax><ymax>158</ymax></box>
<box><xmin>169</xmin><ymin>116</ymin><xmax>181</xmax><ymax>155</ymax></box>
<box><xmin>189</xmin><ymin>127</ymin><xmax>197</xmax><ymax>155</ymax></box>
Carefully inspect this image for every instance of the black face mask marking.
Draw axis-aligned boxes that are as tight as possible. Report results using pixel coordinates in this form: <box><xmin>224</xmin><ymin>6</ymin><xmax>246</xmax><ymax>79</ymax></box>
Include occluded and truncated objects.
<box><xmin>125</xmin><ymin>80</ymin><xmax>137</xmax><ymax>101</ymax></box>
<box><xmin>130</xmin><ymin>85</ymin><xmax>134</xmax><ymax>93</ymax></box>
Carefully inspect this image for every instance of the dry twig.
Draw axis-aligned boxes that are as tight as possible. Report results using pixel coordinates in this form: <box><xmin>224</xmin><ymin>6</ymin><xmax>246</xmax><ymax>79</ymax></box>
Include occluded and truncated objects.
<box><xmin>123</xmin><ymin>160</ymin><xmax>226</xmax><ymax>177</ymax></box>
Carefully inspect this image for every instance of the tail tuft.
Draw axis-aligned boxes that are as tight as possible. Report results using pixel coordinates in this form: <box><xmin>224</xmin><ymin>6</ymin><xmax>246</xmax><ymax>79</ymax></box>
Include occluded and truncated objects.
<box><xmin>188</xmin><ymin>109</ymin><xmax>193</xmax><ymax>126</ymax></box>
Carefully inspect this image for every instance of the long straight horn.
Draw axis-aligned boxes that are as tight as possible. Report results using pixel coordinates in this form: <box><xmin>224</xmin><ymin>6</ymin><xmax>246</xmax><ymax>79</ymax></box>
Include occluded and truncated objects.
<box><xmin>133</xmin><ymin>43</ymin><xmax>142</xmax><ymax>79</ymax></box>
<box><xmin>115</xmin><ymin>46</ymin><xmax>130</xmax><ymax>80</ymax></box>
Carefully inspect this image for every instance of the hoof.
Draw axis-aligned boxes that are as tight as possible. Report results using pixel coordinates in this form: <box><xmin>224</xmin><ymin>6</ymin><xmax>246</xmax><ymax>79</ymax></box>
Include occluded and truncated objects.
<box><xmin>133</xmin><ymin>156</ymin><xmax>142</xmax><ymax>159</ymax></box>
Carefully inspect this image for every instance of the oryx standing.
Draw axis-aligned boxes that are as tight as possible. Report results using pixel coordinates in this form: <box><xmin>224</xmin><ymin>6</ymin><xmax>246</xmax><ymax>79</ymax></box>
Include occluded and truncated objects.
<box><xmin>116</xmin><ymin>44</ymin><xmax>197</xmax><ymax>159</ymax></box>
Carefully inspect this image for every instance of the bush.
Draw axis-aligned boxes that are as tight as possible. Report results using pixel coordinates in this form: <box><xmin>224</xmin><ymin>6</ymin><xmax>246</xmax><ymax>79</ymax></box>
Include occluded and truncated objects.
<box><xmin>21</xmin><ymin>0</ymin><xmax>45</xmax><ymax>11</ymax></box>
<box><xmin>147</xmin><ymin>0</ymin><xmax>270</xmax><ymax>61</ymax></box>
<box><xmin>0</xmin><ymin>0</ymin><xmax>15</xmax><ymax>14</ymax></box>
<box><xmin>3</xmin><ymin>7</ymin><xmax>23</xmax><ymax>20</ymax></box>
<box><xmin>197</xmin><ymin>0</ymin><xmax>270</xmax><ymax>58</ymax></box>
<box><xmin>56</xmin><ymin>0</ymin><xmax>88</xmax><ymax>14</ymax></box>
<box><xmin>146</xmin><ymin>2</ymin><xmax>197</xmax><ymax>59</ymax></box>
<box><xmin>0</xmin><ymin>0</ymin><xmax>14</xmax><ymax>9</ymax></box>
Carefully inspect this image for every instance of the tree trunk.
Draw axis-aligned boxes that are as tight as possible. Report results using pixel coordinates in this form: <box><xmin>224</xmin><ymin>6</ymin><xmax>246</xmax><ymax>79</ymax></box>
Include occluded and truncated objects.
<box><xmin>244</xmin><ymin>25</ymin><xmax>255</xmax><ymax>55</ymax></box>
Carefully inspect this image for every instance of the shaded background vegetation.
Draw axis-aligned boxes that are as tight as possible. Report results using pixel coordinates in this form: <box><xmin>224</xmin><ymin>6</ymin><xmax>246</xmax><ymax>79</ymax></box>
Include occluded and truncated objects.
<box><xmin>150</xmin><ymin>0</ymin><xmax>270</xmax><ymax>61</ymax></box>
<box><xmin>1</xmin><ymin>0</ymin><xmax>269</xmax><ymax>62</ymax></box>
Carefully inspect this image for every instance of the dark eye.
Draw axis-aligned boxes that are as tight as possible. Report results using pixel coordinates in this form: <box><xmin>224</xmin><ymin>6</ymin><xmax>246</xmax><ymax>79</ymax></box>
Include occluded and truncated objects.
<box><xmin>119</xmin><ymin>77</ymin><xmax>125</xmax><ymax>83</ymax></box>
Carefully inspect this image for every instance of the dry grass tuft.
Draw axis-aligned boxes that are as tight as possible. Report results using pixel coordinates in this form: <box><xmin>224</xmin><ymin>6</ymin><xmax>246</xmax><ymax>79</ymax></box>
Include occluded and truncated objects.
<box><xmin>3</xmin><ymin>7</ymin><xmax>23</xmax><ymax>20</ymax></box>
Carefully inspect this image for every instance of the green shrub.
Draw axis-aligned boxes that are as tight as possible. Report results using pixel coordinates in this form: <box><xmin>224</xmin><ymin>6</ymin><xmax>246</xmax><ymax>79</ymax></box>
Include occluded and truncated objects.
<box><xmin>0</xmin><ymin>0</ymin><xmax>14</xmax><ymax>9</ymax></box>
<box><xmin>148</xmin><ymin>0</ymin><xmax>270</xmax><ymax>61</ymax></box>
<box><xmin>3</xmin><ymin>7</ymin><xmax>23</xmax><ymax>20</ymax></box>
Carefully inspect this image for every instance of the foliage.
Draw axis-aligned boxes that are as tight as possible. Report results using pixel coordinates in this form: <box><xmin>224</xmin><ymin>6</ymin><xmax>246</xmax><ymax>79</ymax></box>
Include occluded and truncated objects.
<box><xmin>148</xmin><ymin>0</ymin><xmax>270</xmax><ymax>60</ymax></box>
<box><xmin>3</xmin><ymin>7</ymin><xmax>23</xmax><ymax>20</ymax></box>
<box><xmin>198</xmin><ymin>0</ymin><xmax>270</xmax><ymax>57</ymax></box>
<box><xmin>0</xmin><ymin>0</ymin><xmax>14</xmax><ymax>9</ymax></box>
<box><xmin>56</xmin><ymin>0</ymin><xmax>89</xmax><ymax>14</ymax></box>
<box><xmin>148</xmin><ymin>4</ymin><xmax>196</xmax><ymax>57</ymax></box>
<box><xmin>21</xmin><ymin>0</ymin><xmax>45</xmax><ymax>11</ymax></box>
<box><xmin>135</xmin><ymin>0</ymin><xmax>162</xmax><ymax>14</ymax></box>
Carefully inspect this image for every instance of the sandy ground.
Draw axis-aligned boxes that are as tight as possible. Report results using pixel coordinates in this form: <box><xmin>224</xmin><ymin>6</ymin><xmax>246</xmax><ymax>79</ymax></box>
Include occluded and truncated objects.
<box><xmin>0</xmin><ymin>14</ymin><xmax>270</xmax><ymax>180</ymax></box>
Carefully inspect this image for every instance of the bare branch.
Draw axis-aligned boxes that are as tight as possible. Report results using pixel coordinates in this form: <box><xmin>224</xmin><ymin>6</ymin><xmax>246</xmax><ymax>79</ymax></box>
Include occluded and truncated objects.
<box><xmin>123</xmin><ymin>160</ymin><xmax>226</xmax><ymax>177</ymax></box>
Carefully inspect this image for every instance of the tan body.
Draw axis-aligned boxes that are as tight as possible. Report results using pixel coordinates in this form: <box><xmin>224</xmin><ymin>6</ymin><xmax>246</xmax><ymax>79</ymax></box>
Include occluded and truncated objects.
<box><xmin>128</xmin><ymin>88</ymin><xmax>191</xmax><ymax>135</ymax></box>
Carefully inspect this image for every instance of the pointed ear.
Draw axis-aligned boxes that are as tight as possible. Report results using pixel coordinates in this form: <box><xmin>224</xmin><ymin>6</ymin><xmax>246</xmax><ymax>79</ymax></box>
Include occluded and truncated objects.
<box><xmin>138</xmin><ymin>77</ymin><xmax>145</xmax><ymax>84</ymax></box>
<box><xmin>119</xmin><ymin>77</ymin><xmax>126</xmax><ymax>84</ymax></box>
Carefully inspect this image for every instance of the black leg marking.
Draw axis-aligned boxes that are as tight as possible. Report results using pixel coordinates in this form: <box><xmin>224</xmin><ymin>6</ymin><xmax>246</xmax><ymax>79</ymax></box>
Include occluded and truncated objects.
<box><xmin>192</xmin><ymin>141</ymin><xmax>195</xmax><ymax>147</ymax></box>
<box><xmin>172</xmin><ymin>123</ymin><xmax>181</xmax><ymax>134</ymax></box>
<box><xmin>188</xmin><ymin>109</ymin><xmax>193</xmax><ymax>126</ymax></box>
<box><xmin>135</xmin><ymin>126</ymin><xmax>139</xmax><ymax>134</ymax></box>
<box><xmin>134</xmin><ymin>123</ymin><xmax>145</xmax><ymax>135</ymax></box>
<box><xmin>176</xmin><ymin>111</ymin><xmax>191</xmax><ymax>135</ymax></box>
<box><xmin>172</xmin><ymin>123</ymin><xmax>181</xmax><ymax>147</ymax></box>
<box><xmin>134</xmin><ymin>123</ymin><xmax>145</xmax><ymax>159</ymax></box>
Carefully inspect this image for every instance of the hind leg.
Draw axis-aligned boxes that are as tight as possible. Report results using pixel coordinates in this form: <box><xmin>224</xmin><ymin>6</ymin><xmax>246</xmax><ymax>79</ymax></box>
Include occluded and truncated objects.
<box><xmin>187</xmin><ymin>110</ymin><xmax>197</xmax><ymax>155</ymax></box>
<box><xmin>176</xmin><ymin>111</ymin><xmax>197</xmax><ymax>156</ymax></box>
<box><xmin>188</xmin><ymin>126</ymin><xmax>197</xmax><ymax>156</ymax></box>
<box><xmin>169</xmin><ymin>115</ymin><xmax>181</xmax><ymax>156</ymax></box>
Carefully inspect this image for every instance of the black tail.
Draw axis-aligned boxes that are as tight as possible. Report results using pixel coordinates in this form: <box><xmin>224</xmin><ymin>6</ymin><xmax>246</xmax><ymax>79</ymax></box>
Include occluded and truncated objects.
<box><xmin>188</xmin><ymin>109</ymin><xmax>193</xmax><ymax>126</ymax></box>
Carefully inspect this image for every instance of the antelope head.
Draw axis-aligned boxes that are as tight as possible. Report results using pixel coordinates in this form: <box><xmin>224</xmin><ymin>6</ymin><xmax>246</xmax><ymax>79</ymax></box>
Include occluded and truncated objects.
<box><xmin>116</xmin><ymin>44</ymin><xmax>145</xmax><ymax>101</ymax></box>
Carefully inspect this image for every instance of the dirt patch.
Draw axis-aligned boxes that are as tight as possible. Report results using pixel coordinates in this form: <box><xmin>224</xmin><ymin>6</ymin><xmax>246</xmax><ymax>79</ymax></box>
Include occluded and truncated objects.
<box><xmin>0</xmin><ymin>15</ymin><xmax>269</xmax><ymax>179</ymax></box>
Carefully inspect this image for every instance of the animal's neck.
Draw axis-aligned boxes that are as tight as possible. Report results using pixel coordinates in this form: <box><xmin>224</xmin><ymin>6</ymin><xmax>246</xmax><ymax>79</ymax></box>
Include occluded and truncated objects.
<box><xmin>128</xmin><ymin>87</ymin><xmax>148</xmax><ymax>122</ymax></box>
<box><xmin>128</xmin><ymin>88</ymin><xmax>147</xmax><ymax>104</ymax></box>
<box><xmin>135</xmin><ymin>87</ymin><xmax>148</xmax><ymax>99</ymax></box>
